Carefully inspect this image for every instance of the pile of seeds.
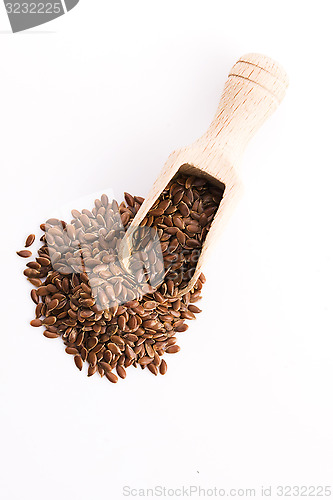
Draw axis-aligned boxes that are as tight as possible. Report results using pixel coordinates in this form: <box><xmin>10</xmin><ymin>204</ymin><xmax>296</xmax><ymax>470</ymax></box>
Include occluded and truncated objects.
<box><xmin>17</xmin><ymin>172</ymin><xmax>223</xmax><ymax>383</ymax></box>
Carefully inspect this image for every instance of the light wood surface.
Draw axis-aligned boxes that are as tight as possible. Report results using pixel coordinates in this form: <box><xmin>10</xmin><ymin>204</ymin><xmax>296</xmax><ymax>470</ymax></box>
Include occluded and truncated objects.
<box><xmin>123</xmin><ymin>53</ymin><xmax>288</xmax><ymax>296</ymax></box>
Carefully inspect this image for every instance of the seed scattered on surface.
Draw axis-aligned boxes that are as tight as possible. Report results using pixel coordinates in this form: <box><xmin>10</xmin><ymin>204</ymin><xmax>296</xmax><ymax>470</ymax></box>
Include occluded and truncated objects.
<box><xmin>43</xmin><ymin>330</ymin><xmax>59</xmax><ymax>339</ymax></box>
<box><xmin>42</xmin><ymin>316</ymin><xmax>57</xmax><ymax>326</ymax></box>
<box><xmin>160</xmin><ymin>359</ymin><xmax>167</xmax><ymax>375</ymax></box>
<box><xmin>166</xmin><ymin>345</ymin><xmax>181</xmax><ymax>354</ymax></box>
<box><xmin>65</xmin><ymin>347</ymin><xmax>79</xmax><ymax>355</ymax></box>
<box><xmin>148</xmin><ymin>363</ymin><xmax>158</xmax><ymax>376</ymax></box>
<box><xmin>25</xmin><ymin>234</ymin><xmax>35</xmax><ymax>247</ymax></box>
<box><xmin>116</xmin><ymin>365</ymin><xmax>127</xmax><ymax>379</ymax></box>
<box><xmin>188</xmin><ymin>304</ymin><xmax>202</xmax><ymax>313</ymax></box>
<box><xmin>17</xmin><ymin>250</ymin><xmax>32</xmax><ymax>258</ymax></box>
<box><xmin>74</xmin><ymin>355</ymin><xmax>83</xmax><ymax>371</ymax></box>
<box><xmin>88</xmin><ymin>365</ymin><xmax>97</xmax><ymax>377</ymax></box>
<box><xmin>30</xmin><ymin>289</ymin><xmax>39</xmax><ymax>305</ymax></box>
<box><xmin>105</xmin><ymin>371</ymin><xmax>118</xmax><ymax>383</ymax></box>
<box><xmin>30</xmin><ymin>319</ymin><xmax>42</xmax><ymax>327</ymax></box>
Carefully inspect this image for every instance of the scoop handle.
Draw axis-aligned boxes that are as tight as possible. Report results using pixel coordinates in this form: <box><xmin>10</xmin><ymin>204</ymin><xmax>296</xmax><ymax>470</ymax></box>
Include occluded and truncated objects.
<box><xmin>204</xmin><ymin>53</ymin><xmax>289</xmax><ymax>164</ymax></box>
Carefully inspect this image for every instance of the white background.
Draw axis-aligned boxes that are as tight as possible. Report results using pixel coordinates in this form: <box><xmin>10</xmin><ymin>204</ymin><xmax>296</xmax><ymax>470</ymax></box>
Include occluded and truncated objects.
<box><xmin>1</xmin><ymin>1</ymin><xmax>333</xmax><ymax>499</ymax></box>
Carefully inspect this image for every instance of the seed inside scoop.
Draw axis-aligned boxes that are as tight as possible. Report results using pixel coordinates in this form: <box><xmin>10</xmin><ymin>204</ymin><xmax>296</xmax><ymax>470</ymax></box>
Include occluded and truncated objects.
<box><xmin>139</xmin><ymin>172</ymin><xmax>224</xmax><ymax>292</ymax></box>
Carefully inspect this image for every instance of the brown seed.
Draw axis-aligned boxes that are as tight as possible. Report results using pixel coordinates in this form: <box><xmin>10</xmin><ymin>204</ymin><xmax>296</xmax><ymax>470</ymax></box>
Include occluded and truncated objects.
<box><xmin>36</xmin><ymin>286</ymin><xmax>49</xmax><ymax>296</ymax></box>
<box><xmin>116</xmin><ymin>365</ymin><xmax>127</xmax><ymax>379</ymax></box>
<box><xmin>24</xmin><ymin>268</ymin><xmax>39</xmax><ymax>278</ymax></box>
<box><xmin>17</xmin><ymin>250</ymin><xmax>32</xmax><ymax>258</ymax></box>
<box><xmin>181</xmin><ymin>310</ymin><xmax>196</xmax><ymax>320</ymax></box>
<box><xmin>150</xmin><ymin>207</ymin><xmax>166</xmax><ymax>216</ymax></box>
<box><xmin>173</xmin><ymin>190</ymin><xmax>183</xmax><ymax>204</ymax></box>
<box><xmin>27</xmin><ymin>261</ymin><xmax>41</xmax><ymax>270</ymax></box>
<box><xmin>86</xmin><ymin>337</ymin><xmax>98</xmax><ymax>350</ymax></box>
<box><xmin>118</xmin><ymin>315</ymin><xmax>126</xmax><ymax>330</ymax></box>
<box><xmin>87</xmin><ymin>352</ymin><xmax>97</xmax><ymax>366</ymax></box>
<box><xmin>105</xmin><ymin>371</ymin><xmax>118</xmax><ymax>383</ymax></box>
<box><xmin>125</xmin><ymin>345</ymin><xmax>136</xmax><ymax>360</ymax></box>
<box><xmin>187</xmin><ymin>224</ymin><xmax>200</xmax><ymax>233</ymax></box>
<box><xmin>188</xmin><ymin>304</ymin><xmax>202</xmax><ymax>313</ymax></box>
<box><xmin>65</xmin><ymin>347</ymin><xmax>79</xmax><ymax>355</ymax></box>
<box><xmin>42</xmin><ymin>316</ymin><xmax>57</xmax><ymax>326</ymax></box>
<box><xmin>124</xmin><ymin>192</ymin><xmax>134</xmax><ymax>207</ymax></box>
<box><xmin>154</xmin><ymin>291</ymin><xmax>165</xmax><ymax>303</ymax></box>
<box><xmin>175</xmin><ymin>324</ymin><xmax>188</xmax><ymax>332</ymax></box>
<box><xmin>121</xmin><ymin>212</ymin><xmax>130</xmax><ymax>225</ymax></box>
<box><xmin>47</xmin><ymin>299</ymin><xmax>59</xmax><ymax>311</ymax></box>
<box><xmin>147</xmin><ymin>363</ymin><xmax>158</xmax><ymax>376</ymax></box>
<box><xmin>25</xmin><ymin>234</ymin><xmax>35</xmax><ymax>247</ymax></box>
<box><xmin>138</xmin><ymin>356</ymin><xmax>153</xmax><ymax>366</ymax></box>
<box><xmin>47</xmin><ymin>326</ymin><xmax>59</xmax><ymax>333</ymax></box>
<box><xmin>36</xmin><ymin>257</ymin><xmax>51</xmax><ymax>267</ymax></box>
<box><xmin>80</xmin><ymin>347</ymin><xmax>88</xmax><ymax>361</ymax></box>
<box><xmin>103</xmin><ymin>350</ymin><xmax>112</xmax><ymax>363</ymax></box>
<box><xmin>99</xmin><ymin>361</ymin><xmax>112</xmax><ymax>372</ymax></box>
<box><xmin>35</xmin><ymin>303</ymin><xmax>43</xmax><ymax>318</ymax></box>
<box><xmin>167</xmin><ymin>280</ymin><xmax>174</xmax><ymax>295</ymax></box>
<box><xmin>108</xmin><ymin>343</ymin><xmax>122</xmax><ymax>355</ymax></box>
<box><xmin>151</xmin><ymin>350</ymin><xmax>160</xmax><ymax>364</ymax></box>
<box><xmin>74</xmin><ymin>355</ymin><xmax>83</xmax><ymax>371</ymax></box>
<box><xmin>178</xmin><ymin>201</ymin><xmax>190</xmax><ymax>217</ymax></box>
<box><xmin>124</xmin><ymin>334</ymin><xmax>138</xmax><ymax>342</ymax></box>
<box><xmin>145</xmin><ymin>343</ymin><xmax>155</xmax><ymax>358</ymax></box>
<box><xmin>176</xmin><ymin>230</ymin><xmax>186</xmax><ymax>245</ymax></box>
<box><xmin>76</xmin><ymin>332</ymin><xmax>84</xmax><ymax>347</ymax></box>
<box><xmin>88</xmin><ymin>365</ymin><xmax>97</xmax><ymax>377</ymax></box>
<box><xmin>186</xmin><ymin>238</ymin><xmax>201</xmax><ymax>248</ymax></box>
<box><xmin>30</xmin><ymin>319</ymin><xmax>42</xmax><ymax>327</ymax></box>
<box><xmin>173</xmin><ymin>216</ymin><xmax>184</xmax><ymax>229</ymax></box>
<box><xmin>43</xmin><ymin>330</ymin><xmax>59</xmax><ymax>339</ymax></box>
<box><xmin>142</xmin><ymin>320</ymin><xmax>158</xmax><ymax>330</ymax></box>
<box><xmin>80</xmin><ymin>309</ymin><xmax>94</xmax><ymax>318</ymax></box>
<box><xmin>199</xmin><ymin>273</ymin><xmax>206</xmax><ymax>284</ymax></box>
<box><xmin>166</xmin><ymin>337</ymin><xmax>177</xmax><ymax>347</ymax></box>
<box><xmin>144</xmin><ymin>300</ymin><xmax>157</xmax><ymax>310</ymax></box>
<box><xmin>30</xmin><ymin>289</ymin><xmax>39</xmax><ymax>305</ymax></box>
<box><xmin>28</xmin><ymin>278</ymin><xmax>43</xmax><ymax>287</ymax></box>
<box><xmin>166</xmin><ymin>345</ymin><xmax>180</xmax><ymax>354</ymax></box>
<box><xmin>81</xmin><ymin>298</ymin><xmax>95</xmax><ymax>308</ymax></box>
<box><xmin>159</xmin><ymin>359</ymin><xmax>167</xmax><ymax>375</ymax></box>
<box><xmin>46</xmin><ymin>284</ymin><xmax>58</xmax><ymax>294</ymax></box>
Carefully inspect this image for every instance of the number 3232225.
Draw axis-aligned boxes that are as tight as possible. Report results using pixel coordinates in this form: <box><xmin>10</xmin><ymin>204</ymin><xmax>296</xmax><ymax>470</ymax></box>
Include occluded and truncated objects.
<box><xmin>5</xmin><ymin>3</ymin><xmax>62</xmax><ymax>14</ymax></box>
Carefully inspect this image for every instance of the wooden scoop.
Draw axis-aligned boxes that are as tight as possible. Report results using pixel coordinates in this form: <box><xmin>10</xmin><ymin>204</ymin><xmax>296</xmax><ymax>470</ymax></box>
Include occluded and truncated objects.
<box><xmin>122</xmin><ymin>53</ymin><xmax>288</xmax><ymax>296</ymax></box>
